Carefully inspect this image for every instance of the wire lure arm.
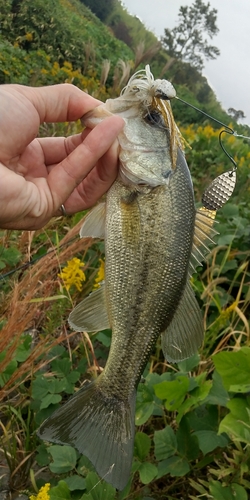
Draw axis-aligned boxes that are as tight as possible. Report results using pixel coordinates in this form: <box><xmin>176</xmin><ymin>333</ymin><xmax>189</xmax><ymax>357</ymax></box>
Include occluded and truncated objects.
<box><xmin>174</xmin><ymin>96</ymin><xmax>250</xmax><ymax>210</ymax></box>
<box><xmin>176</xmin><ymin>95</ymin><xmax>250</xmax><ymax>176</ymax></box>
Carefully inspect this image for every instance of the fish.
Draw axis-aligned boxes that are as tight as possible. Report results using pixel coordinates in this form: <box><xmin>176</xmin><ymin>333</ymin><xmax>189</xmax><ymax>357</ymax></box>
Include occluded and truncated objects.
<box><xmin>38</xmin><ymin>65</ymin><xmax>218</xmax><ymax>490</ymax></box>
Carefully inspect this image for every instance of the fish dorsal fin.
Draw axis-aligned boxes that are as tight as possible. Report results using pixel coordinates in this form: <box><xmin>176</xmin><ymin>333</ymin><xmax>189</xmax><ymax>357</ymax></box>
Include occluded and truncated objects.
<box><xmin>189</xmin><ymin>207</ymin><xmax>218</xmax><ymax>273</ymax></box>
<box><xmin>68</xmin><ymin>282</ymin><xmax>110</xmax><ymax>332</ymax></box>
<box><xmin>80</xmin><ymin>203</ymin><xmax>106</xmax><ymax>239</ymax></box>
<box><xmin>161</xmin><ymin>280</ymin><xmax>203</xmax><ymax>363</ymax></box>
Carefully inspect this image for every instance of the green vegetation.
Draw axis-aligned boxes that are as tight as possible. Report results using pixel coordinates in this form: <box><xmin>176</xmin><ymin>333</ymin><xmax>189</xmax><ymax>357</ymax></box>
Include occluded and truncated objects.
<box><xmin>1</xmin><ymin>0</ymin><xmax>250</xmax><ymax>498</ymax></box>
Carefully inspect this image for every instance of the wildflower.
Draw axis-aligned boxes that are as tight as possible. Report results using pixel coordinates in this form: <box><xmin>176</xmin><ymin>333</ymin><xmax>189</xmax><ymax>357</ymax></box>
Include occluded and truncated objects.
<box><xmin>93</xmin><ymin>259</ymin><xmax>105</xmax><ymax>289</ymax></box>
<box><xmin>25</xmin><ymin>32</ymin><xmax>33</xmax><ymax>41</ymax></box>
<box><xmin>58</xmin><ymin>257</ymin><xmax>86</xmax><ymax>291</ymax></box>
<box><xmin>220</xmin><ymin>301</ymin><xmax>237</xmax><ymax>319</ymax></box>
<box><xmin>30</xmin><ymin>483</ymin><xmax>50</xmax><ymax>500</ymax></box>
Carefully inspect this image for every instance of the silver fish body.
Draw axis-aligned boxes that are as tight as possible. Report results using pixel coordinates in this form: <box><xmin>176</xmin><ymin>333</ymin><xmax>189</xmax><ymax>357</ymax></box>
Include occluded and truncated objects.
<box><xmin>38</xmin><ymin>66</ymin><xmax>213</xmax><ymax>490</ymax></box>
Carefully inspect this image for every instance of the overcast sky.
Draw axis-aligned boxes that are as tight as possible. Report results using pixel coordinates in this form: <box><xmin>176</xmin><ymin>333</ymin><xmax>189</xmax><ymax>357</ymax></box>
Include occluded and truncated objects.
<box><xmin>121</xmin><ymin>0</ymin><xmax>250</xmax><ymax>126</ymax></box>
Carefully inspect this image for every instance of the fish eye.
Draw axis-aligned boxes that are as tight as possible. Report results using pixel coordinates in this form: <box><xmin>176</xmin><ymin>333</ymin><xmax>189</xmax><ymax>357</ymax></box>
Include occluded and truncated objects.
<box><xmin>144</xmin><ymin>110</ymin><xmax>164</xmax><ymax>127</ymax></box>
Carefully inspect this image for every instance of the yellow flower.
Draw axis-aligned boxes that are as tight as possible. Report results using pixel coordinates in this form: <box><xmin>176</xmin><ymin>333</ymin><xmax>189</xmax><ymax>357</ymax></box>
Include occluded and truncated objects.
<box><xmin>25</xmin><ymin>32</ymin><xmax>33</xmax><ymax>41</ymax></box>
<box><xmin>30</xmin><ymin>483</ymin><xmax>50</xmax><ymax>500</ymax></box>
<box><xmin>93</xmin><ymin>259</ymin><xmax>105</xmax><ymax>289</ymax></box>
<box><xmin>220</xmin><ymin>301</ymin><xmax>238</xmax><ymax>320</ymax></box>
<box><xmin>58</xmin><ymin>257</ymin><xmax>86</xmax><ymax>291</ymax></box>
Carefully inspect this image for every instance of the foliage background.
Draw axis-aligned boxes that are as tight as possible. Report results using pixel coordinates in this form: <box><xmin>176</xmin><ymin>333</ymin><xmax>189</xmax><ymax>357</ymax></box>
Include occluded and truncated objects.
<box><xmin>0</xmin><ymin>0</ymin><xmax>250</xmax><ymax>499</ymax></box>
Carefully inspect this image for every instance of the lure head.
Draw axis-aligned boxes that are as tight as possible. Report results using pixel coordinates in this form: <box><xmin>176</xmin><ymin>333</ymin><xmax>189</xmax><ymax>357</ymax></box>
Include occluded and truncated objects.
<box><xmin>152</xmin><ymin>79</ymin><xmax>176</xmax><ymax>100</ymax></box>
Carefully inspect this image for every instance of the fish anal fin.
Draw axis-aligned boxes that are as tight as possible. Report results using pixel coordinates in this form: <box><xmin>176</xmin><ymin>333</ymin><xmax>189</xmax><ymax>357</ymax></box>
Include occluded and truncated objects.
<box><xmin>161</xmin><ymin>280</ymin><xmax>203</xmax><ymax>363</ymax></box>
<box><xmin>37</xmin><ymin>379</ymin><xmax>136</xmax><ymax>491</ymax></box>
<box><xmin>68</xmin><ymin>282</ymin><xmax>110</xmax><ymax>332</ymax></box>
<box><xmin>80</xmin><ymin>203</ymin><xmax>106</xmax><ymax>239</ymax></box>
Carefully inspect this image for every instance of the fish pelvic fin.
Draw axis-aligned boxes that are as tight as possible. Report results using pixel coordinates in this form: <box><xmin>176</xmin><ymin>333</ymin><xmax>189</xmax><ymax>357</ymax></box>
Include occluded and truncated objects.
<box><xmin>161</xmin><ymin>280</ymin><xmax>203</xmax><ymax>363</ymax></box>
<box><xmin>190</xmin><ymin>207</ymin><xmax>218</xmax><ymax>273</ymax></box>
<box><xmin>68</xmin><ymin>282</ymin><xmax>110</xmax><ymax>332</ymax></box>
<box><xmin>37</xmin><ymin>379</ymin><xmax>136</xmax><ymax>491</ymax></box>
<box><xmin>80</xmin><ymin>203</ymin><xmax>106</xmax><ymax>239</ymax></box>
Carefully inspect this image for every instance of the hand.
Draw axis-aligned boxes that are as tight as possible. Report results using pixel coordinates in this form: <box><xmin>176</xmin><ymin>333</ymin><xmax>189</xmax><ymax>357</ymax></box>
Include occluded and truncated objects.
<box><xmin>0</xmin><ymin>84</ymin><xmax>124</xmax><ymax>230</ymax></box>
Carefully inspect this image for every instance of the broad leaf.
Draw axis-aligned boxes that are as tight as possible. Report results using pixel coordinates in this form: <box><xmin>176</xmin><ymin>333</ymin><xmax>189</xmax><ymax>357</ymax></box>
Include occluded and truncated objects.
<box><xmin>194</xmin><ymin>430</ymin><xmax>228</xmax><ymax>455</ymax></box>
<box><xmin>49</xmin><ymin>480</ymin><xmax>71</xmax><ymax>500</ymax></box>
<box><xmin>219</xmin><ymin>397</ymin><xmax>250</xmax><ymax>443</ymax></box>
<box><xmin>213</xmin><ymin>348</ymin><xmax>250</xmax><ymax>392</ymax></box>
<box><xmin>49</xmin><ymin>445</ymin><xmax>77</xmax><ymax>473</ymax></box>
<box><xmin>157</xmin><ymin>456</ymin><xmax>190</xmax><ymax>478</ymax></box>
<box><xmin>138</xmin><ymin>462</ymin><xmax>158</xmax><ymax>484</ymax></box>
<box><xmin>154</xmin><ymin>376</ymin><xmax>189</xmax><ymax>410</ymax></box>
<box><xmin>64</xmin><ymin>475</ymin><xmax>86</xmax><ymax>491</ymax></box>
<box><xmin>154</xmin><ymin>426</ymin><xmax>177</xmax><ymax>461</ymax></box>
<box><xmin>134</xmin><ymin>432</ymin><xmax>151</xmax><ymax>461</ymax></box>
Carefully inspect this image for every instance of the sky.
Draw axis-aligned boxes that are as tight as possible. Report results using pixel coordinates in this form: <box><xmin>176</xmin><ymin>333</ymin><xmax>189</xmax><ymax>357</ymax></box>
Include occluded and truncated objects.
<box><xmin>121</xmin><ymin>0</ymin><xmax>250</xmax><ymax>126</ymax></box>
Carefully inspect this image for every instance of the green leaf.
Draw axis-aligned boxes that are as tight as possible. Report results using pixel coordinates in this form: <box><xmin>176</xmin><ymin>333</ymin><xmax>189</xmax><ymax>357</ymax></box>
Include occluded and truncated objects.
<box><xmin>49</xmin><ymin>480</ymin><xmax>71</xmax><ymax>500</ymax></box>
<box><xmin>15</xmin><ymin>334</ymin><xmax>32</xmax><ymax>362</ymax></box>
<box><xmin>204</xmin><ymin>370</ymin><xmax>229</xmax><ymax>406</ymax></box>
<box><xmin>0</xmin><ymin>360</ymin><xmax>17</xmax><ymax>386</ymax></box>
<box><xmin>219</xmin><ymin>397</ymin><xmax>250</xmax><ymax>443</ymax></box>
<box><xmin>230</xmin><ymin>484</ymin><xmax>248</xmax><ymax>500</ymax></box>
<box><xmin>77</xmin><ymin>455</ymin><xmax>95</xmax><ymax>476</ymax></box>
<box><xmin>64</xmin><ymin>475</ymin><xmax>86</xmax><ymax>491</ymax></box>
<box><xmin>67</xmin><ymin>371</ymin><xmax>80</xmax><ymax>384</ymax></box>
<box><xmin>209</xmin><ymin>480</ymin><xmax>248</xmax><ymax>500</ymax></box>
<box><xmin>32</xmin><ymin>376</ymin><xmax>51</xmax><ymax>400</ymax></box>
<box><xmin>138</xmin><ymin>462</ymin><xmax>158</xmax><ymax>484</ymax></box>
<box><xmin>51</xmin><ymin>358</ymin><xmax>72</xmax><ymax>377</ymax></box>
<box><xmin>187</xmin><ymin>404</ymin><xmax>219</xmax><ymax>432</ymax></box>
<box><xmin>176</xmin><ymin>416</ymin><xmax>199</xmax><ymax>460</ymax></box>
<box><xmin>136</xmin><ymin>383</ymin><xmax>155</xmax><ymax>425</ymax></box>
<box><xmin>154</xmin><ymin>426</ymin><xmax>177</xmax><ymax>461</ymax></box>
<box><xmin>194</xmin><ymin>430</ymin><xmax>228</xmax><ymax>455</ymax></box>
<box><xmin>221</xmin><ymin>203</ymin><xmax>239</xmax><ymax>217</ymax></box>
<box><xmin>36</xmin><ymin>444</ymin><xmax>50</xmax><ymax>467</ymax></box>
<box><xmin>157</xmin><ymin>456</ymin><xmax>190</xmax><ymax>478</ymax></box>
<box><xmin>217</xmin><ymin>234</ymin><xmax>235</xmax><ymax>246</ymax></box>
<box><xmin>134</xmin><ymin>432</ymin><xmax>151</xmax><ymax>461</ymax></box>
<box><xmin>83</xmin><ymin>472</ymin><xmax>116</xmax><ymax>500</ymax></box>
<box><xmin>95</xmin><ymin>330</ymin><xmax>112</xmax><ymax>347</ymax></box>
<box><xmin>176</xmin><ymin>379</ymin><xmax>212</xmax><ymax>422</ymax></box>
<box><xmin>213</xmin><ymin>348</ymin><xmax>250</xmax><ymax>392</ymax></box>
<box><xmin>177</xmin><ymin>353</ymin><xmax>200</xmax><ymax>372</ymax></box>
<box><xmin>49</xmin><ymin>445</ymin><xmax>77</xmax><ymax>473</ymax></box>
<box><xmin>40</xmin><ymin>393</ymin><xmax>62</xmax><ymax>409</ymax></box>
<box><xmin>154</xmin><ymin>376</ymin><xmax>189</xmax><ymax>410</ymax></box>
<box><xmin>0</xmin><ymin>246</ymin><xmax>21</xmax><ymax>266</ymax></box>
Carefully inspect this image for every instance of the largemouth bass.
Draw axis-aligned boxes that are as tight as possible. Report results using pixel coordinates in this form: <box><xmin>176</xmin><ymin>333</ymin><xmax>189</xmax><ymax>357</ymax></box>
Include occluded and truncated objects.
<box><xmin>38</xmin><ymin>66</ymin><xmax>217</xmax><ymax>490</ymax></box>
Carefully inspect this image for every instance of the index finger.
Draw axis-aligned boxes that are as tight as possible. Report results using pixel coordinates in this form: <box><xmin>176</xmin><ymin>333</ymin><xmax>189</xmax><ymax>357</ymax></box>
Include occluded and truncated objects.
<box><xmin>12</xmin><ymin>83</ymin><xmax>101</xmax><ymax>123</ymax></box>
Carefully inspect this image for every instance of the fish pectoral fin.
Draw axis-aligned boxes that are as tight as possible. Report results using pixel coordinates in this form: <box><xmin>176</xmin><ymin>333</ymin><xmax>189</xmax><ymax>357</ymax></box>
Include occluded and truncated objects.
<box><xmin>37</xmin><ymin>379</ymin><xmax>136</xmax><ymax>491</ymax></box>
<box><xmin>189</xmin><ymin>207</ymin><xmax>218</xmax><ymax>273</ymax></box>
<box><xmin>161</xmin><ymin>280</ymin><xmax>203</xmax><ymax>363</ymax></box>
<box><xmin>68</xmin><ymin>282</ymin><xmax>110</xmax><ymax>332</ymax></box>
<box><xmin>80</xmin><ymin>203</ymin><xmax>106</xmax><ymax>239</ymax></box>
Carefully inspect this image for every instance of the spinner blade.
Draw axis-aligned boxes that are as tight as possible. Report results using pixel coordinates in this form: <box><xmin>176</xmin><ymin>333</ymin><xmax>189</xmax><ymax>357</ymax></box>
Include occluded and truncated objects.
<box><xmin>202</xmin><ymin>171</ymin><xmax>236</xmax><ymax>211</ymax></box>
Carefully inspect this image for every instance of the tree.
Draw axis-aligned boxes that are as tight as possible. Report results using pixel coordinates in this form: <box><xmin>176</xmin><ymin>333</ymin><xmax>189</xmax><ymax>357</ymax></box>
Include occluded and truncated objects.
<box><xmin>162</xmin><ymin>0</ymin><xmax>220</xmax><ymax>70</ymax></box>
<box><xmin>228</xmin><ymin>108</ymin><xmax>246</xmax><ymax>123</ymax></box>
<box><xmin>79</xmin><ymin>0</ymin><xmax>115</xmax><ymax>22</ymax></box>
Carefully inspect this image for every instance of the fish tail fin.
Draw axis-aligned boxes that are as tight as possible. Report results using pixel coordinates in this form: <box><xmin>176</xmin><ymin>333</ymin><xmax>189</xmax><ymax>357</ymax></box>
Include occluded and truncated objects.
<box><xmin>37</xmin><ymin>378</ymin><xmax>136</xmax><ymax>491</ymax></box>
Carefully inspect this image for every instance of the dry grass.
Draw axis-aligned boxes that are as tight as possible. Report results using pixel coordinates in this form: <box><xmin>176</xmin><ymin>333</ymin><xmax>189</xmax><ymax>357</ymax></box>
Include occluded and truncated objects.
<box><xmin>0</xmin><ymin>217</ymin><xmax>94</xmax><ymax>402</ymax></box>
